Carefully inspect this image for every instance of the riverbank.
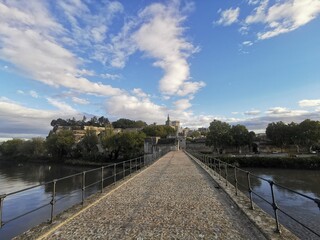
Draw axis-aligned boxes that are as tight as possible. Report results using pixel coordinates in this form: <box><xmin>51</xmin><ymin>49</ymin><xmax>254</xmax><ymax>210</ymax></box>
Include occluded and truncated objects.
<box><xmin>0</xmin><ymin>155</ymin><xmax>144</xmax><ymax>168</ymax></box>
<box><xmin>216</xmin><ymin>156</ymin><xmax>320</xmax><ymax>169</ymax></box>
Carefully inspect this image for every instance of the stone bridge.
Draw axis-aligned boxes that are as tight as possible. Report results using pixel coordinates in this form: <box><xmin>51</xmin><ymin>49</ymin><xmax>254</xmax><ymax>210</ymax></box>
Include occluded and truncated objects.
<box><xmin>18</xmin><ymin>151</ymin><xmax>296</xmax><ymax>239</ymax></box>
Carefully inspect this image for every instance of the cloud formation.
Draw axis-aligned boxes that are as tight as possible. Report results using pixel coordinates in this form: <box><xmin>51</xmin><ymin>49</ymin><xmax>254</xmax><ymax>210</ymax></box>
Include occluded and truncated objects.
<box><xmin>246</xmin><ymin>0</ymin><xmax>320</xmax><ymax>39</ymax></box>
<box><xmin>132</xmin><ymin>2</ymin><xmax>204</xmax><ymax>96</ymax></box>
<box><xmin>216</xmin><ymin>7</ymin><xmax>240</xmax><ymax>26</ymax></box>
<box><xmin>299</xmin><ymin>99</ymin><xmax>320</xmax><ymax>107</ymax></box>
<box><xmin>0</xmin><ymin>97</ymin><xmax>81</xmax><ymax>137</ymax></box>
<box><xmin>218</xmin><ymin>0</ymin><xmax>320</xmax><ymax>40</ymax></box>
<box><xmin>0</xmin><ymin>1</ymin><xmax>123</xmax><ymax>97</ymax></box>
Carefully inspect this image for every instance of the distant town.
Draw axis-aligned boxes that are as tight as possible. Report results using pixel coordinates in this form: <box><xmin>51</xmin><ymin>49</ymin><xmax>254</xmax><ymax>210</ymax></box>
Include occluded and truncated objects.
<box><xmin>0</xmin><ymin>115</ymin><xmax>319</xmax><ymax>164</ymax></box>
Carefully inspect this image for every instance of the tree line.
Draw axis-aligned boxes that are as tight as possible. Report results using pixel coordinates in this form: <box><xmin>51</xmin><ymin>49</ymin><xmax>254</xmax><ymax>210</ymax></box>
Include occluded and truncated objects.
<box><xmin>206</xmin><ymin>119</ymin><xmax>320</xmax><ymax>154</ymax></box>
<box><xmin>266</xmin><ymin>119</ymin><xmax>320</xmax><ymax>152</ymax></box>
<box><xmin>206</xmin><ymin>120</ymin><xmax>255</xmax><ymax>154</ymax></box>
<box><xmin>0</xmin><ymin>119</ymin><xmax>177</xmax><ymax>163</ymax></box>
<box><xmin>51</xmin><ymin>116</ymin><xmax>148</xmax><ymax>129</ymax></box>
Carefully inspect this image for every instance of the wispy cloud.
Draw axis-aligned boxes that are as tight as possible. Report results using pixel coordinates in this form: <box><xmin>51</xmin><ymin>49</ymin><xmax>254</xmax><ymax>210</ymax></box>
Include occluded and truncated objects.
<box><xmin>0</xmin><ymin>97</ymin><xmax>81</xmax><ymax>137</ymax></box>
<box><xmin>71</xmin><ymin>96</ymin><xmax>89</xmax><ymax>105</ymax></box>
<box><xmin>47</xmin><ymin>97</ymin><xmax>78</xmax><ymax>113</ymax></box>
<box><xmin>245</xmin><ymin>0</ymin><xmax>320</xmax><ymax>40</ymax></box>
<box><xmin>299</xmin><ymin>99</ymin><xmax>320</xmax><ymax>107</ymax></box>
<box><xmin>244</xmin><ymin>110</ymin><xmax>260</xmax><ymax>115</ymax></box>
<box><xmin>132</xmin><ymin>2</ymin><xmax>204</xmax><ymax>97</ymax></box>
<box><xmin>218</xmin><ymin>0</ymin><xmax>320</xmax><ymax>40</ymax></box>
<box><xmin>216</xmin><ymin>7</ymin><xmax>240</xmax><ymax>26</ymax></box>
<box><xmin>0</xmin><ymin>1</ymin><xmax>123</xmax><ymax>97</ymax></box>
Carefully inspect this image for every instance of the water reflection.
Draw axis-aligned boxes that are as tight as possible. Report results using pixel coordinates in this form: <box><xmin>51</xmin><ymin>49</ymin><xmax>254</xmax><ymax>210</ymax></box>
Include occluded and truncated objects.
<box><xmin>236</xmin><ymin>168</ymin><xmax>320</xmax><ymax>239</ymax></box>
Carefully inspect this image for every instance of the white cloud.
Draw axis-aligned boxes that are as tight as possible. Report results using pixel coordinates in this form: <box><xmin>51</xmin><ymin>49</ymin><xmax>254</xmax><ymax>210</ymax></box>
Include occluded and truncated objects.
<box><xmin>174</xmin><ymin>99</ymin><xmax>192</xmax><ymax>111</ymax></box>
<box><xmin>105</xmin><ymin>94</ymin><xmax>167</xmax><ymax>123</ymax></box>
<box><xmin>100</xmin><ymin>73</ymin><xmax>121</xmax><ymax>80</ymax></box>
<box><xmin>299</xmin><ymin>99</ymin><xmax>320</xmax><ymax>107</ymax></box>
<box><xmin>216</xmin><ymin>7</ymin><xmax>240</xmax><ymax>26</ymax></box>
<box><xmin>245</xmin><ymin>0</ymin><xmax>320</xmax><ymax>40</ymax></box>
<box><xmin>17</xmin><ymin>90</ymin><xmax>24</xmax><ymax>94</ymax></box>
<box><xmin>132</xmin><ymin>2</ymin><xmax>203</xmax><ymax>96</ymax></box>
<box><xmin>266</xmin><ymin>107</ymin><xmax>308</xmax><ymax>116</ymax></box>
<box><xmin>0</xmin><ymin>1</ymin><xmax>123</xmax><ymax>97</ymax></box>
<box><xmin>29</xmin><ymin>90</ymin><xmax>38</xmax><ymax>98</ymax></box>
<box><xmin>131</xmin><ymin>88</ymin><xmax>149</xmax><ymax>98</ymax></box>
<box><xmin>242</xmin><ymin>41</ymin><xmax>253</xmax><ymax>46</ymax></box>
<box><xmin>0</xmin><ymin>97</ymin><xmax>81</xmax><ymax>138</ymax></box>
<box><xmin>244</xmin><ymin>110</ymin><xmax>260</xmax><ymax>115</ymax></box>
<box><xmin>47</xmin><ymin>97</ymin><xmax>78</xmax><ymax>113</ymax></box>
<box><xmin>71</xmin><ymin>96</ymin><xmax>89</xmax><ymax>105</ymax></box>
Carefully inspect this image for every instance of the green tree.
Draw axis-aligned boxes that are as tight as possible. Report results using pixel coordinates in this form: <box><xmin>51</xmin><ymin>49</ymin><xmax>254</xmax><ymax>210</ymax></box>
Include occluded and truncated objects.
<box><xmin>142</xmin><ymin>125</ymin><xmax>176</xmax><ymax>138</ymax></box>
<box><xmin>46</xmin><ymin>130</ymin><xmax>75</xmax><ymax>160</ymax></box>
<box><xmin>230</xmin><ymin>124</ymin><xmax>250</xmax><ymax>153</ymax></box>
<box><xmin>266</xmin><ymin>121</ymin><xmax>290</xmax><ymax>150</ymax></box>
<box><xmin>206</xmin><ymin>120</ymin><xmax>232</xmax><ymax>154</ymax></box>
<box><xmin>101</xmin><ymin>131</ymin><xmax>146</xmax><ymax>161</ymax></box>
<box><xmin>112</xmin><ymin>118</ymin><xmax>147</xmax><ymax>129</ymax></box>
<box><xmin>79</xmin><ymin>130</ymin><xmax>99</xmax><ymax>160</ymax></box>
<box><xmin>298</xmin><ymin>119</ymin><xmax>320</xmax><ymax>149</ymax></box>
<box><xmin>0</xmin><ymin>139</ymin><xmax>25</xmax><ymax>156</ymax></box>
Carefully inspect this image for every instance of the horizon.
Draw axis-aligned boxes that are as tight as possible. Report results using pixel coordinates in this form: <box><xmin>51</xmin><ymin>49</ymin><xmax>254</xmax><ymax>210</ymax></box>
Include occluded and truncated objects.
<box><xmin>1</xmin><ymin>0</ymin><xmax>320</xmax><ymax>140</ymax></box>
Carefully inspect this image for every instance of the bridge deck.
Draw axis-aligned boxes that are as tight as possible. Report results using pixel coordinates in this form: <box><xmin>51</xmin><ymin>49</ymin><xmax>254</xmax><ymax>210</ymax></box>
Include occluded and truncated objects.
<box><xmin>38</xmin><ymin>151</ymin><xmax>265</xmax><ymax>239</ymax></box>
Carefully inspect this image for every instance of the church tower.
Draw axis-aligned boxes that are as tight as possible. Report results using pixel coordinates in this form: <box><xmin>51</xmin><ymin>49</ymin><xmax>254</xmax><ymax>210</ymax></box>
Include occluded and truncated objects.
<box><xmin>165</xmin><ymin>114</ymin><xmax>171</xmax><ymax>126</ymax></box>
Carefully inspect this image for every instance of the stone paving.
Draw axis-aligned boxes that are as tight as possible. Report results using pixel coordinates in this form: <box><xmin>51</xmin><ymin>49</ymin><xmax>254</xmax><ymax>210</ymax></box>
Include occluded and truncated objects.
<box><xmin>36</xmin><ymin>151</ymin><xmax>266</xmax><ymax>239</ymax></box>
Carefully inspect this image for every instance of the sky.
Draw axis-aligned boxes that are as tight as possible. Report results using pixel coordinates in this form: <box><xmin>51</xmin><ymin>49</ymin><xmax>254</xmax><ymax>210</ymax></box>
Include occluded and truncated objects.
<box><xmin>0</xmin><ymin>0</ymin><xmax>320</xmax><ymax>140</ymax></box>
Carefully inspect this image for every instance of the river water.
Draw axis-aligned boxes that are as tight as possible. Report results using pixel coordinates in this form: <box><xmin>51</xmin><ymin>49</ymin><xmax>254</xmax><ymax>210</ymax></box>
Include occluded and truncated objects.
<box><xmin>237</xmin><ymin>168</ymin><xmax>320</xmax><ymax>239</ymax></box>
<box><xmin>0</xmin><ymin>162</ymin><xmax>319</xmax><ymax>239</ymax></box>
<box><xmin>0</xmin><ymin>161</ymin><xmax>120</xmax><ymax>240</ymax></box>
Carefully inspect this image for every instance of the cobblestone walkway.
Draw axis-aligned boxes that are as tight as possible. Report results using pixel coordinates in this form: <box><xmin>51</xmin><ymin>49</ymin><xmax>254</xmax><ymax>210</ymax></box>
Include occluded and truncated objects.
<box><xmin>39</xmin><ymin>151</ymin><xmax>265</xmax><ymax>239</ymax></box>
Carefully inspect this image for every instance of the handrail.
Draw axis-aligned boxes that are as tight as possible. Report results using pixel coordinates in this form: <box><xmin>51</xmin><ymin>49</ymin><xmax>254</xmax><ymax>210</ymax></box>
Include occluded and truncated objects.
<box><xmin>0</xmin><ymin>150</ymin><xmax>169</xmax><ymax>232</ymax></box>
<box><xmin>185</xmin><ymin>150</ymin><xmax>320</xmax><ymax>238</ymax></box>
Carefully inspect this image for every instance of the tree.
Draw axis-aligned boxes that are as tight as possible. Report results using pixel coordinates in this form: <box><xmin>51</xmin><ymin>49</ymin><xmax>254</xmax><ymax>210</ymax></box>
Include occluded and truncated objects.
<box><xmin>0</xmin><ymin>139</ymin><xmax>25</xmax><ymax>156</ymax></box>
<box><xmin>230</xmin><ymin>124</ymin><xmax>250</xmax><ymax>153</ymax></box>
<box><xmin>100</xmin><ymin>131</ymin><xmax>146</xmax><ymax>161</ymax></box>
<box><xmin>112</xmin><ymin>118</ymin><xmax>147</xmax><ymax>129</ymax></box>
<box><xmin>79</xmin><ymin>130</ymin><xmax>99</xmax><ymax>160</ymax></box>
<box><xmin>142</xmin><ymin>125</ymin><xmax>176</xmax><ymax>138</ymax></box>
<box><xmin>46</xmin><ymin>130</ymin><xmax>75</xmax><ymax>160</ymax></box>
<box><xmin>206</xmin><ymin>120</ymin><xmax>232</xmax><ymax>154</ymax></box>
<box><xmin>266</xmin><ymin>121</ymin><xmax>290</xmax><ymax>150</ymax></box>
<box><xmin>98</xmin><ymin>116</ymin><xmax>110</xmax><ymax>126</ymax></box>
<box><xmin>298</xmin><ymin>119</ymin><xmax>320</xmax><ymax>149</ymax></box>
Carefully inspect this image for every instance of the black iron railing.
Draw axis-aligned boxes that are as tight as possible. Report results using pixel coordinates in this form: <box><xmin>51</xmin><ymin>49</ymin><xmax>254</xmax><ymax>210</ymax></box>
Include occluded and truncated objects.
<box><xmin>0</xmin><ymin>150</ymin><xmax>168</xmax><ymax>231</ymax></box>
<box><xmin>185</xmin><ymin>150</ymin><xmax>320</xmax><ymax>238</ymax></box>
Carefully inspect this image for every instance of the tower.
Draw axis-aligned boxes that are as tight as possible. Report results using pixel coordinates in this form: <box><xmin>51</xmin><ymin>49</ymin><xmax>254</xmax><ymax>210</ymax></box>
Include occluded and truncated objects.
<box><xmin>165</xmin><ymin>114</ymin><xmax>171</xmax><ymax>126</ymax></box>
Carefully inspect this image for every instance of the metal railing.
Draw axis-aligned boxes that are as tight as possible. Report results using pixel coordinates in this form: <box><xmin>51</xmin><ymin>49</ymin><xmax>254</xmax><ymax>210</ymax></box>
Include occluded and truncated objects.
<box><xmin>0</xmin><ymin>150</ymin><xmax>168</xmax><ymax>231</ymax></box>
<box><xmin>185</xmin><ymin>150</ymin><xmax>320</xmax><ymax>238</ymax></box>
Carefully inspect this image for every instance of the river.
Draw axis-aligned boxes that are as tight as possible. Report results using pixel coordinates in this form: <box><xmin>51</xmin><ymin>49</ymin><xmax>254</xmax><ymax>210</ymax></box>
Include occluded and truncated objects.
<box><xmin>238</xmin><ymin>168</ymin><xmax>320</xmax><ymax>239</ymax></box>
<box><xmin>0</xmin><ymin>161</ymin><xmax>120</xmax><ymax>240</ymax></box>
<box><xmin>0</xmin><ymin>162</ymin><xmax>319</xmax><ymax>239</ymax></box>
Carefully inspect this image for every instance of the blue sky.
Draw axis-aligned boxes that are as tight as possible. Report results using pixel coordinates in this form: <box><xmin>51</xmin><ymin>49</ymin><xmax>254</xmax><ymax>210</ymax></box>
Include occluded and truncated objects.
<box><xmin>1</xmin><ymin>0</ymin><xmax>320</xmax><ymax>139</ymax></box>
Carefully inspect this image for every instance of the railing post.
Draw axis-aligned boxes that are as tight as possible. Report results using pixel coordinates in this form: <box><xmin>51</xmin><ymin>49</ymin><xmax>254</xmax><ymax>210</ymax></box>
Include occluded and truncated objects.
<box><xmin>135</xmin><ymin>158</ymin><xmax>137</xmax><ymax>171</ymax></box>
<box><xmin>0</xmin><ymin>194</ymin><xmax>6</xmax><ymax>228</ymax></box>
<box><xmin>123</xmin><ymin>162</ymin><xmax>125</xmax><ymax>179</ymax></box>
<box><xmin>225</xmin><ymin>163</ymin><xmax>228</xmax><ymax>186</ymax></box>
<box><xmin>82</xmin><ymin>171</ymin><xmax>86</xmax><ymax>205</ymax></box>
<box><xmin>130</xmin><ymin>159</ymin><xmax>132</xmax><ymax>175</ymax></box>
<box><xmin>247</xmin><ymin>172</ymin><xmax>254</xmax><ymax>210</ymax></box>
<box><xmin>101</xmin><ymin>167</ymin><xmax>104</xmax><ymax>193</ymax></box>
<box><xmin>270</xmin><ymin>181</ymin><xmax>281</xmax><ymax>233</ymax></box>
<box><xmin>114</xmin><ymin>164</ymin><xmax>117</xmax><ymax>184</ymax></box>
<box><xmin>50</xmin><ymin>180</ymin><xmax>56</xmax><ymax>223</ymax></box>
<box><xmin>234</xmin><ymin>167</ymin><xmax>238</xmax><ymax>195</ymax></box>
<box><xmin>218</xmin><ymin>161</ymin><xmax>221</xmax><ymax>180</ymax></box>
<box><xmin>213</xmin><ymin>158</ymin><xmax>216</xmax><ymax>175</ymax></box>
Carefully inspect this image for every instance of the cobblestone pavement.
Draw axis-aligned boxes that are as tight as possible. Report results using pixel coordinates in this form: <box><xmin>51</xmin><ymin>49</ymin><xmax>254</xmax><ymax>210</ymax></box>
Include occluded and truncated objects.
<box><xmin>39</xmin><ymin>151</ymin><xmax>266</xmax><ymax>240</ymax></box>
